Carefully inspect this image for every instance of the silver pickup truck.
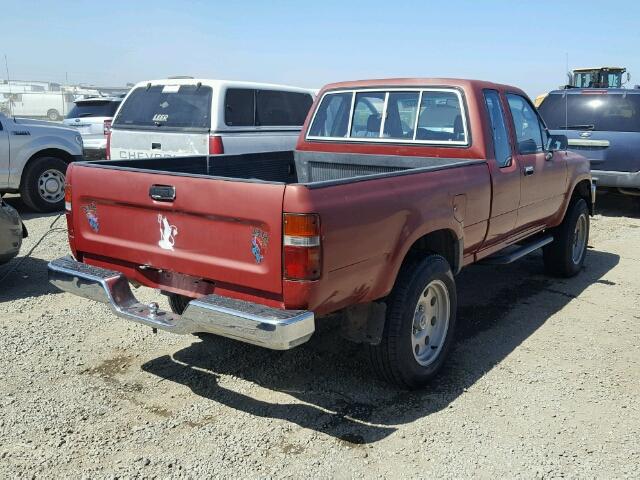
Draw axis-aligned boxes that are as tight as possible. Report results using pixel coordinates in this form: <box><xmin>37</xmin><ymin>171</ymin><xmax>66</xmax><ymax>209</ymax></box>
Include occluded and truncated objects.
<box><xmin>0</xmin><ymin>113</ymin><xmax>84</xmax><ymax>212</ymax></box>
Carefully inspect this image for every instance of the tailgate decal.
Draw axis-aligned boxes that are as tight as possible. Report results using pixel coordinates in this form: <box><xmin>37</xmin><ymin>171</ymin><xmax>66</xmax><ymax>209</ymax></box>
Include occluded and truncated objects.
<box><xmin>251</xmin><ymin>228</ymin><xmax>269</xmax><ymax>264</ymax></box>
<box><xmin>82</xmin><ymin>203</ymin><xmax>100</xmax><ymax>233</ymax></box>
<box><xmin>158</xmin><ymin>214</ymin><xmax>179</xmax><ymax>251</ymax></box>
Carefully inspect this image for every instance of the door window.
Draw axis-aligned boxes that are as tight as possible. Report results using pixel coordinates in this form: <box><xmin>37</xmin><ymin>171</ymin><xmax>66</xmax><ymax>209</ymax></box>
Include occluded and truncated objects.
<box><xmin>506</xmin><ymin>94</ymin><xmax>544</xmax><ymax>154</ymax></box>
<box><xmin>483</xmin><ymin>90</ymin><xmax>512</xmax><ymax>167</ymax></box>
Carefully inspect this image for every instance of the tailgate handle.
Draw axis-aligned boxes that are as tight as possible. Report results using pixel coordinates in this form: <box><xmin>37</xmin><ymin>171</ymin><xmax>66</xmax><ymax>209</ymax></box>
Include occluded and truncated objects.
<box><xmin>151</xmin><ymin>142</ymin><xmax>161</xmax><ymax>149</ymax></box>
<box><xmin>150</xmin><ymin>185</ymin><xmax>176</xmax><ymax>202</ymax></box>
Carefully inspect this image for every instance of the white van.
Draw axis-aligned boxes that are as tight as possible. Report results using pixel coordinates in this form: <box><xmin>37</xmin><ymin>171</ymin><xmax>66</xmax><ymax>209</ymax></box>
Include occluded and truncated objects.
<box><xmin>108</xmin><ymin>78</ymin><xmax>315</xmax><ymax>159</ymax></box>
<box><xmin>1</xmin><ymin>91</ymin><xmax>75</xmax><ymax>121</ymax></box>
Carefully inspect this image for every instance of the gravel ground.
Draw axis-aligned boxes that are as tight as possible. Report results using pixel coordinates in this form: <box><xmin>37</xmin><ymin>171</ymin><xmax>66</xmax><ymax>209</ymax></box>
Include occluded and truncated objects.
<box><xmin>1</xmin><ymin>192</ymin><xmax>639</xmax><ymax>479</ymax></box>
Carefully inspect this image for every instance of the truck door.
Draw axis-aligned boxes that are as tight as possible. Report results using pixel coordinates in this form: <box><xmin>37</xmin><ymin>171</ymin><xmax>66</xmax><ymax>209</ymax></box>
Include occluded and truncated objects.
<box><xmin>482</xmin><ymin>89</ymin><xmax>521</xmax><ymax>245</ymax></box>
<box><xmin>0</xmin><ymin>116</ymin><xmax>9</xmax><ymax>187</ymax></box>
<box><xmin>505</xmin><ymin>93</ymin><xmax>567</xmax><ymax>228</ymax></box>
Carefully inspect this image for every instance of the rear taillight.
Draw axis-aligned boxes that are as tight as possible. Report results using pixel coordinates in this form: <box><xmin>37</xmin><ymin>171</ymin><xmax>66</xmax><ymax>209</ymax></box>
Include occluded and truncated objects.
<box><xmin>209</xmin><ymin>135</ymin><xmax>224</xmax><ymax>155</ymax></box>
<box><xmin>103</xmin><ymin>119</ymin><xmax>112</xmax><ymax>136</ymax></box>
<box><xmin>64</xmin><ymin>184</ymin><xmax>72</xmax><ymax>212</ymax></box>
<box><xmin>105</xmin><ymin>130</ymin><xmax>111</xmax><ymax>160</ymax></box>
<box><xmin>283</xmin><ymin>213</ymin><xmax>321</xmax><ymax>281</ymax></box>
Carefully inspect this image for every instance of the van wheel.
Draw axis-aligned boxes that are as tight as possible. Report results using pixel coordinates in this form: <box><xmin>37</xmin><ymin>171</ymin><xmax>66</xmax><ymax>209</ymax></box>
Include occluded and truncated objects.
<box><xmin>20</xmin><ymin>156</ymin><xmax>68</xmax><ymax>212</ymax></box>
<box><xmin>543</xmin><ymin>198</ymin><xmax>589</xmax><ymax>277</ymax></box>
<box><xmin>168</xmin><ymin>294</ymin><xmax>191</xmax><ymax>315</ymax></box>
<box><xmin>47</xmin><ymin>109</ymin><xmax>61</xmax><ymax>121</ymax></box>
<box><xmin>368</xmin><ymin>254</ymin><xmax>457</xmax><ymax>389</ymax></box>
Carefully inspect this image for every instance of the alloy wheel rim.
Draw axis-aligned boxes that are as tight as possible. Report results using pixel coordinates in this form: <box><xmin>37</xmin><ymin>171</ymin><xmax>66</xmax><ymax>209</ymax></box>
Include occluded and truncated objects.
<box><xmin>411</xmin><ymin>279</ymin><xmax>450</xmax><ymax>367</ymax></box>
<box><xmin>38</xmin><ymin>169</ymin><xmax>65</xmax><ymax>203</ymax></box>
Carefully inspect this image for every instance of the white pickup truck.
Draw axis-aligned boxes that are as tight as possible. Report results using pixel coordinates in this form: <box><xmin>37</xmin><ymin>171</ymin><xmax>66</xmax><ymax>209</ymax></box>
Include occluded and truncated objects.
<box><xmin>0</xmin><ymin>113</ymin><xmax>84</xmax><ymax>212</ymax></box>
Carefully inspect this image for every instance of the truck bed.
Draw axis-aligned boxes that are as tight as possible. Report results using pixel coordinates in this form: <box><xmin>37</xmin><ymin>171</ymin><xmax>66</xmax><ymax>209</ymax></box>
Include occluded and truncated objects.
<box><xmin>87</xmin><ymin>150</ymin><xmax>484</xmax><ymax>186</ymax></box>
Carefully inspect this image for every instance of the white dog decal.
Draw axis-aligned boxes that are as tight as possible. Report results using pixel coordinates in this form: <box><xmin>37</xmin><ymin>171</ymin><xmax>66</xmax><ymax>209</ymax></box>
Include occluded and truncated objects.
<box><xmin>158</xmin><ymin>214</ymin><xmax>178</xmax><ymax>251</ymax></box>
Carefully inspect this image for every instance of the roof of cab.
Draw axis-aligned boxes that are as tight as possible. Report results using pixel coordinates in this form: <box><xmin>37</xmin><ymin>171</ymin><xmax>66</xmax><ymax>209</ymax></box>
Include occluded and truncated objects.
<box><xmin>130</xmin><ymin>78</ymin><xmax>315</xmax><ymax>95</ymax></box>
<box><xmin>547</xmin><ymin>87</ymin><xmax>640</xmax><ymax>95</ymax></box>
<box><xmin>319</xmin><ymin>77</ymin><xmax>526</xmax><ymax>95</ymax></box>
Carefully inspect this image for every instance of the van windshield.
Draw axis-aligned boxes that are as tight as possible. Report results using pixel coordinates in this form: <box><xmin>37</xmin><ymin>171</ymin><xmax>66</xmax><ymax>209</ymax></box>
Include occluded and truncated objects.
<box><xmin>113</xmin><ymin>84</ymin><xmax>212</xmax><ymax>130</ymax></box>
<box><xmin>539</xmin><ymin>93</ymin><xmax>640</xmax><ymax>133</ymax></box>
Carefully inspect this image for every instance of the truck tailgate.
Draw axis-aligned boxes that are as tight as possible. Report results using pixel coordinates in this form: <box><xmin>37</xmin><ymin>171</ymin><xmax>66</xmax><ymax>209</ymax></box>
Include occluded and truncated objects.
<box><xmin>70</xmin><ymin>164</ymin><xmax>284</xmax><ymax>295</ymax></box>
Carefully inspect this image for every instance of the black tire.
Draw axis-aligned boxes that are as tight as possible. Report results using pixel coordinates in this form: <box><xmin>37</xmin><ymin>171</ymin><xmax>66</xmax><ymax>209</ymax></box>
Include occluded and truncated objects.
<box><xmin>168</xmin><ymin>293</ymin><xmax>191</xmax><ymax>315</ymax></box>
<box><xmin>20</xmin><ymin>156</ymin><xmax>68</xmax><ymax>213</ymax></box>
<box><xmin>368</xmin><ymin>254</ymin><xmax>457</xmax><ymax>389</ymax></box>
<box><xmin>543</xmin><ymin>198</ymin><xmax>589</xmax><ymax>278</ymax></box>
<box><xmin>47</xmin><ymin>109</ymin><xmax>61</xmax><ymax>121</ymax></box>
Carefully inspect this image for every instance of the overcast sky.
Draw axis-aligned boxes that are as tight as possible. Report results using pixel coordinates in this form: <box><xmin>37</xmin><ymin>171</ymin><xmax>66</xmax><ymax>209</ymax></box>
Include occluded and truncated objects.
<box><xmin>2</xmin><ymin>0</ymin><xmax>639</xmax><ymax>97</ymax></box>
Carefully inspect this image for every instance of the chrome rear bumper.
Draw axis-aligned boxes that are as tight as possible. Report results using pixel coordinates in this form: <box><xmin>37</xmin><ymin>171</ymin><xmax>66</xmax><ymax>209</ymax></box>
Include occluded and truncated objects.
<box><xmin>48</xmin><ymin>256</ymin><xmax>315</xmax><ymax>350</ymax></box>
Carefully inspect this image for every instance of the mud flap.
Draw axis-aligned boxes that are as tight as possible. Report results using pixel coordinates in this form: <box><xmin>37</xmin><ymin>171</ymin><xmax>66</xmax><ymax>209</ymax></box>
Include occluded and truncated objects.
<box><xmin>340</xmin><ymin>301</ymin><xmax>387</xmax><ymax>345</ymax></box>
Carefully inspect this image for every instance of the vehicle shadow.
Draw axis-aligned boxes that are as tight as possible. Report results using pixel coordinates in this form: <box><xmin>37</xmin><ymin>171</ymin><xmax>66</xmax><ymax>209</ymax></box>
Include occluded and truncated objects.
<box><xmin>0</xmin><ymin>256</ymin><xmax>62</xmax><ymax>302</ymax></box>
<box><xmin>141</xmin><ymin>249</ymin><xmax>619</xmax><ymax>444</ymax></box>
<box><xmin>595</xmin><ymin>191</ymin><xmax>639</xmax><ymax>218</ymax></box>
<box><xmin>2</xmin><ymin>195</ymin><xmax>63</xmax><ymax>220</ymax></box>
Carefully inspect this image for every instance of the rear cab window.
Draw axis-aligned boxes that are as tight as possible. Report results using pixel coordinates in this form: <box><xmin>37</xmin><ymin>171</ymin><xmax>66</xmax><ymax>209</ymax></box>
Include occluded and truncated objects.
<box><xmin>113</xmin><ymin>84</ymin><xmax>213</xmax><ymax>131</ymax></box>
<box><xmin>224</xmin><ymin>88</ymin><xmax>313</xmax><ymax>127</ymax></box>
<box><xmin>538</xmin><ymin>92</ymin><xmax>640</xmax><ymax>133</ymax></box>
<box><xmin>307</xmin><ymin>88</ymin><xmax>469</xmax><ymax>145</ymax></box>
<box><xmin>66</xmin><ymin>101</ymin><xmax>120</xmax><ymax>119</ymax></box>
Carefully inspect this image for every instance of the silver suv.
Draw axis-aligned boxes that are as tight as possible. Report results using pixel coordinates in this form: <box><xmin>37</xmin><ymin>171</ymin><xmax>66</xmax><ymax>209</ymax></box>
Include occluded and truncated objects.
<box><xmin>63</xmin><ymin>96</ymin><xmax>122</xmax><ymax>159</ymax></box>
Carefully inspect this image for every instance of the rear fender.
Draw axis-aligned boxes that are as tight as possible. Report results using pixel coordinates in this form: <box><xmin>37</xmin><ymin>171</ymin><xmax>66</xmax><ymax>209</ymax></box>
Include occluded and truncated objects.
<box><xmin>382</xmin><ymin>224</ymin><xmax>464</xmax><ymax>296</ymax></box>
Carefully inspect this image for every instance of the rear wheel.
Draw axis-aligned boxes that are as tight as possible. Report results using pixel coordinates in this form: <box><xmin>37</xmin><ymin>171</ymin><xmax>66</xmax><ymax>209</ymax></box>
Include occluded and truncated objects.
<box><xmin>20</xmin><ymin>156</ymin><xmax>68</xmax><ymax>212</ymax></box>
<box><xmin>168</xmin><ymin>293</ymin><xmax>190</xmax><ymax>315</ymax></box>
<box><xmin>368</xmin><ymin>254</ymin><xmax>457</xmax><ymax>389</ymax></box>
<box><xmin>543</xmin><ymin>198</ymin><xmax>589</xmax><ymax>277</ymax></box>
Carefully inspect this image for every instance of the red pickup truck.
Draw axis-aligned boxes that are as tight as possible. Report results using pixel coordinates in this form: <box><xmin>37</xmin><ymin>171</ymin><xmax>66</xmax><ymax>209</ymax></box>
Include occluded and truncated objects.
<box><xmin>49</xmin><ymin>79</ymin><xmax>594</xmax><ymax>388</ymax></box>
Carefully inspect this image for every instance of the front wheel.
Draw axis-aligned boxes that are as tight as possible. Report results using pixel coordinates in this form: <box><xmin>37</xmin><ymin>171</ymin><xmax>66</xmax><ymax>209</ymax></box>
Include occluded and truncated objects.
<box><xmin>47</xmin><ymin>109</ymin><xmax>61</xmax><ymax>121</ymax></box>
<box><xmin>20</xmin><ymin>156</ymin><xmax>68</xmax><ymax>212</ymax></box>
<box><xmin>368</xmin><ymin>254</ymin><xmax>457</xmax><ymax>389</ymax></box>
<box><xmin>543</xmin><ymin>198</ymin><xmax>590</xmax><ymax>277</ymax></box>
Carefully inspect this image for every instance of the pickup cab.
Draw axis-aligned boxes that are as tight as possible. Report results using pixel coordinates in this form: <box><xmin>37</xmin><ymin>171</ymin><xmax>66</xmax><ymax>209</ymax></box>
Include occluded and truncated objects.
<box><xmin>49</xmin><ymin>79</ymin><xmax>594</xmax><ymax>388</ymax></box>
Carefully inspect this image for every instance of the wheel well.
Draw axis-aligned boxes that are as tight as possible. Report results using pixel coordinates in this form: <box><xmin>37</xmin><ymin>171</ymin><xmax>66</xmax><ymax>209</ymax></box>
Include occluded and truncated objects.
<box><xmin>401</xmin><ymin>229</ymin><xmax>460</xmax><ymax>274</ymax></box>
<box><xmin>571</xmin><ymin>179</ymin><xmax>593</xmax><ymax>215</ymax></box>
<box><xmin>20</xmin><ymin>149</ymin><xmax>73</xmax><ymax>186</ymax></box>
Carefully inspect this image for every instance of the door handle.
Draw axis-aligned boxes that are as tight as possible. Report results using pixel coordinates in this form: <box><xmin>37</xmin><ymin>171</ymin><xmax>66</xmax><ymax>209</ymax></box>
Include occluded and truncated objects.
<box><xmin>150</xmin><ymin>184</ymin><xmax>176</xmax><ymax>201</ymax></box>
<box><xmin>524</xmin><ymin>166</ymin><xmax>535</xmax><ymax>176</ymax></box>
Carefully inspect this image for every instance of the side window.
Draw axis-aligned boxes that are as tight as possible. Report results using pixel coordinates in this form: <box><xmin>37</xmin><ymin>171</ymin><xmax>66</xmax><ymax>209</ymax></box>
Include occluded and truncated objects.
<box><xmin>308</xmin><ymin>92</ymin><xmax>352</xmax><ymax>138</ymax></box>
<box><xmin>383</xmin><ymin>92</ymin><xmax>419</xmax><ymax>139</ymax></box>
<box><xmin>483</xmin><ymin>90</ymin><xmax>512</xmax><ymax>168</ymax></box>
<box><xmin>225</xmin><ymin>88</ymin><xmax>255</xmax><ymax>126</ymax></box>
<box><xmin>350</xmin><ymin>92</ymin><xmax>385</xmax><ymax>137</ymax></box>
<box><xmin>256</xmin><ymin>90</ymin><xmax>313</xmax><ymax>126</ymax></box>
<box><xmin>416</xmin><ymin>91</ymin><xmax>467</xmax><ymax>143</ymax></box>
<box><xmin>506</xmin><ymin>94</ymin><xmax>544</xmax><ymax>154</ymax></box>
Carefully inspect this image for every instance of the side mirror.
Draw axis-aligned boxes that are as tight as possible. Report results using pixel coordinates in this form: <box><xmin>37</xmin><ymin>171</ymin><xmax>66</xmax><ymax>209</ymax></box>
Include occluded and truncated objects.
<box><xmin>547</xmin><ymin>134</ymin><xmax>568</xmax><ymax>151</ymax></box>
<box><xmin>518</xmin><ymin>138</ymin><xmax>539</xmax><ymax>155</ymax></box>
